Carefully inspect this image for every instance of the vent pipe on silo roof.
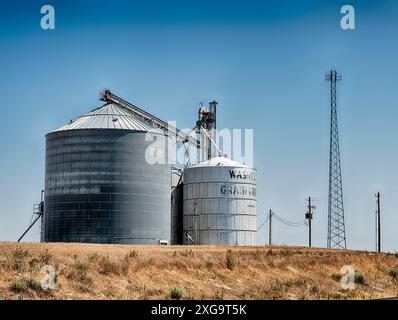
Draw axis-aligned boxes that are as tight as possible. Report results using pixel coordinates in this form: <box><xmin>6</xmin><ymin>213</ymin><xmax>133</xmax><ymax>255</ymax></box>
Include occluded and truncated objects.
<box><xmin>196</xmin><ymin>100</ymin><xmax>218</xmax><ymax>160</ymax></box>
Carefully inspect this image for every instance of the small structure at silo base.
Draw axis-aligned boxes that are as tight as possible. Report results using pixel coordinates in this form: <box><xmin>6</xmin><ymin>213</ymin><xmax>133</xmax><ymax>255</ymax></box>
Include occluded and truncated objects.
<box><xmin>183</xmin><ymin>157</ymin><xmax>257</xmax><ymax>246</ymax></box>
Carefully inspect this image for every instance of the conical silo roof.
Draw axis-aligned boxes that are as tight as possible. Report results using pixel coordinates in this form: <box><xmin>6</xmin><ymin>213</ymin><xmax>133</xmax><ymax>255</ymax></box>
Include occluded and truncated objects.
<box><xmin>51</xmin><ymin>103</ymin><xmax>164</xmax><ymax>134</ymax></box>
<box><xmin>192</xmin><ymin>156</ymin><xmax>248</xmax><ymax>168</ymax></box>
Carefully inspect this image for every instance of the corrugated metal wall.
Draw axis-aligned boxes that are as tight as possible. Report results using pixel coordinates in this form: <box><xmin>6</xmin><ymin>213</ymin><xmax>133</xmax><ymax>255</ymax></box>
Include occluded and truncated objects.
<box><xmin>171</xmin><ymin>170</ymin><xmax>183</xmax><ymax>245</ymax></box>
<box><xmin>42</xmin><ymin>129</ymin><xmax>170</xmax><ymax>244</ymax></box>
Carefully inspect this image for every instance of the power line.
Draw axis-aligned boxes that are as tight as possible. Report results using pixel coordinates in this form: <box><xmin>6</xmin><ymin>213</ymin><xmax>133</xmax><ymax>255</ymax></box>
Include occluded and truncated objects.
<box><xmin>272</xmin><ymin>213</ymin><xmax>306</xmax><ymax>227</ymax></box>
<box><xmin>273</xmin><ymin>213</ymin><xmax>305</xmax><ymax>225</ymax></box>
<box><xmin>257</xmin><ymin>210</ymin><xmax>307</xmax><ymax>247</ymax></box>
<box><xmin>257</xmin><ymin>214</ymin><xmax>270</xmax><ymax>230</ymax></box>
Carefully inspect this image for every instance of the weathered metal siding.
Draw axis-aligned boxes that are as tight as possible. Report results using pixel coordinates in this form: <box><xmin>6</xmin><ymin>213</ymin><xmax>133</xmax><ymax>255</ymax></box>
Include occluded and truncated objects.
<box><xmin>42</xmin><ymin>129</ymin><xmax>170</xmax><ymax>244</ymax></box>
<box><xmin>183</xmin><ymin>165</ymin><xmax>256</xmax><ymax>246</ymax></box>
<box><xmin>171</xmin><ymin>170</ymin><xmax>183</xmax><ymax>245</ymax></box>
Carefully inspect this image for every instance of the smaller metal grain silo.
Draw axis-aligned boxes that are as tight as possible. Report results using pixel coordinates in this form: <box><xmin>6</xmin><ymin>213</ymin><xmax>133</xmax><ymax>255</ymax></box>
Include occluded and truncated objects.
<box><xmin>183</xmin><ymin>157</ymin><xmax>257</xmax><ymax>246</ymax></box>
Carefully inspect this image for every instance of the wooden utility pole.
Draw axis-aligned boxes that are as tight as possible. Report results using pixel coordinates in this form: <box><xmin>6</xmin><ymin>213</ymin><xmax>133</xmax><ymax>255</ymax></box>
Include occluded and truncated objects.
<box><xmin>306</xmin><ymin>197</ymin><xmax>315</xmax><ymax>247</ymax></box>
<box><xmin>376</xmin><ymin>192</ymin><xmax>381</xmax><ymax>253</ymax></box>
<box><xmin>268</xmin><ymin>210</ymin><xmax>273</xmax><ymax>246</ymax></box>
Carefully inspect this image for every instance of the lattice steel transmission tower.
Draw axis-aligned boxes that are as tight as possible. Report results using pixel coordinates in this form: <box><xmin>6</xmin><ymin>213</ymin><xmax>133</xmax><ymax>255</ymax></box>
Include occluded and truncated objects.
<box><xmin>326</xmin><ymin>70</ymin><xmax>347</xmax><ymax>249</ymax></box>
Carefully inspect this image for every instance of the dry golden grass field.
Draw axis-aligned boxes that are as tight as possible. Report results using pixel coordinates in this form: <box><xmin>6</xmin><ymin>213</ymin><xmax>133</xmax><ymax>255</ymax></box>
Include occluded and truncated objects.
<box><xmin>0</xmin><ymin>242</ymin><xmax>397</xmax><ymax>300</ymax></box>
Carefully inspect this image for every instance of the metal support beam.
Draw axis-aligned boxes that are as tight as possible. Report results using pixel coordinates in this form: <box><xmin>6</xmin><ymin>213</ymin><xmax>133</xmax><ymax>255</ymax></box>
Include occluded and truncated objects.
<box><xmin>100</xmin><ymin>90</ymin><xmax>202</xmax><ymax>149</ymax></box>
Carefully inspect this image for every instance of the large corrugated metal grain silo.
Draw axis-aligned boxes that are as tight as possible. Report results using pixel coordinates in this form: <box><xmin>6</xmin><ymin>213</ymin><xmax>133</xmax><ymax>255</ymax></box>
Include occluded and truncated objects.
<box><xmin>183</xmin><ymin>157</ymin><xmax>257</xmax><ymax>246</ymax></box>
<box><xmin>41</xmin><ymin>103</ymin><xmax>171</xmax><ymax>244</ymax></box>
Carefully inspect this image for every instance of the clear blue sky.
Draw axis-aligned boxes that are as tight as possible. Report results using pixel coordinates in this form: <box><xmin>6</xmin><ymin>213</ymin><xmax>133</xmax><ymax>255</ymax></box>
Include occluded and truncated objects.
<box><xmin>0</xmin><ymin>0</ymin><xmax>397</xmax><ymax>251</ymax></box>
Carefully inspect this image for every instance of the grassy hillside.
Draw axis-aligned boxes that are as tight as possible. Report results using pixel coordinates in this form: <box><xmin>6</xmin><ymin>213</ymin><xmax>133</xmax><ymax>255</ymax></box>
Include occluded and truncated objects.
<box><xmin>0</xmin><ymin>243</ymin><xmax>397</xmax><ymax>300</ymax></box>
